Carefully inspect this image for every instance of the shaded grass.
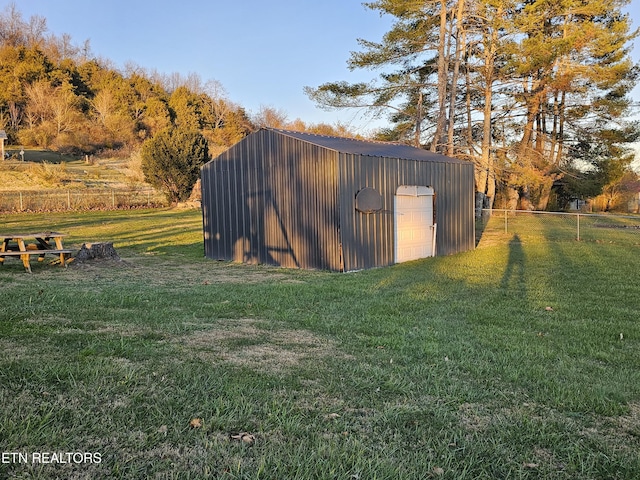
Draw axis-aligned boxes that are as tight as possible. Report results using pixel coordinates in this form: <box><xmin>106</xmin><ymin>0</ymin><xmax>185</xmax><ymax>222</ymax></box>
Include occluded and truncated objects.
<box><xmin>0</xmin><ymin>209</ymin><xmax>639</xmax><ymax>478</ymax></box>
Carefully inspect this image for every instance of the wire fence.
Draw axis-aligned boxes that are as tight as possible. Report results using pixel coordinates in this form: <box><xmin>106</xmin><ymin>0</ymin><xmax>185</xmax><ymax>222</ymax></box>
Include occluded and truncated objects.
<box><xmin>478</xmin><ymin>209</ymin><xmax>640</xmax><ymax>247</ymax></box>
<box><xmin>0</xmin><ymin>189</ymin><xmax>168</xmax><ymax>213</ymax></box>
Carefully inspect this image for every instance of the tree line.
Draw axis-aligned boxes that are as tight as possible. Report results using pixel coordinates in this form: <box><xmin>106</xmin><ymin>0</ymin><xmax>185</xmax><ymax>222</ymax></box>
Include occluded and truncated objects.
<box><xmin>0</xmin><ymin>4</ymin><xmax>352</xmax><ymax>159</ymax></box>
<box><xmin>0</xmin><ymin>4</ymin><xmax>360</xmax><ymax>202</ymax></box>
<box><xmin>306</xmin><ymin>0</ymin><xmax>640</xmax><ymax>212</ymax></box>
<box><xmin>2</xmin><ymin>2</ymin><xmax>639</xmax><ymax>210</ymax></box>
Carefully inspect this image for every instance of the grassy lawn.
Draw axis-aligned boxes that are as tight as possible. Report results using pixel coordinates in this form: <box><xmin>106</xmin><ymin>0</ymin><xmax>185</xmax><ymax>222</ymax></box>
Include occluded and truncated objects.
<box><xmin>0</xmin><ymin>209</ymin><xmax>639</xmax><ymax>479</ymax></box>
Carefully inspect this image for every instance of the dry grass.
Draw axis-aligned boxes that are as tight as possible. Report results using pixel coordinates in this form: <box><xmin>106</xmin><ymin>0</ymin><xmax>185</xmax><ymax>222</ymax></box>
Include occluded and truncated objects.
<box><xmin>179</xmin><ymin>319</ymin><xmax>351</xmax><ymax>374</ymax></box>
<box><xmin>0</xmin><ymin>149</ymin><xmax>152</xmax><ymax>191</ymax></box>
<box><xmin>65</xmin><ymin>253</ymin><xmax>307</xmax><ymax>288</ymax></box>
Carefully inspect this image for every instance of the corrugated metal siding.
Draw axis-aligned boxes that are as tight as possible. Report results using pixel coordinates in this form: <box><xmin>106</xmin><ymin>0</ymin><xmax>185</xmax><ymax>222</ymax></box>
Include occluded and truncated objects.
<box><xmin>338</xmin><ymin>153</ymin><xmax>475</xmax><ymax>271</ymax></box>
<box><xmin>338</xmin><ymin>154</ymin><xmax>393</xmax><ymax>271</ymax></box>
<box><xmin>202</xmin><ymin>128</ymin><xmax>474</xmax><ymax>273</ymax></box>
<box><xmin>201</xmin><ymin>129</ymin><xmax>341</xmax><ymax>271</ymax></box>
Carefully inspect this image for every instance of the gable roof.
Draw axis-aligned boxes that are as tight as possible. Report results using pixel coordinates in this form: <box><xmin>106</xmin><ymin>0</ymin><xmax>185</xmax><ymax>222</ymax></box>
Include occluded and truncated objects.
<box><xmin>269</xmin><ymin>128</ymin><xmax>467</xmax><ymax>163</ymax></box>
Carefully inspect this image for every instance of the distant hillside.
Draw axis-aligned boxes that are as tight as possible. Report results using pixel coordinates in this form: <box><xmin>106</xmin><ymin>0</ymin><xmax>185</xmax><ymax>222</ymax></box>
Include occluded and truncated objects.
<box><xmin>0</xmin><ymin>5</ymin><xmax>358</xmax><ymax>161</ymax></box>
<box><xmin>1</xmin><ymin>147</ymin><xmax>147</xmax><ymax>191</ymax></box>
<box><xmin>0</xmin><ymin>3</ymin><xmax>257</xmax><ymax>157</ymax></box>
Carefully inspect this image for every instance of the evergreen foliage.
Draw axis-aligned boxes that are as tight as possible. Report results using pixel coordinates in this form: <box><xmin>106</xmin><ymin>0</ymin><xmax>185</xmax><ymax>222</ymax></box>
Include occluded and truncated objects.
<box><xmin>0</xmin><ymin>4</ymin><xmax>355</xmax><ymax>158</ymax></box>
<box><xmin>306</xmin><ymin>0</ymin><xmax>640</xmax><ymax>211</ymax></box>
<box><xmin>140</xmin><ymin>127</ymin><xmax>208</xmax><ymax>203</ymax></box>
<box><xmin>0</xmin><ymin>4</ymin><xmax>252</xmax><ymax>154</ymax></box>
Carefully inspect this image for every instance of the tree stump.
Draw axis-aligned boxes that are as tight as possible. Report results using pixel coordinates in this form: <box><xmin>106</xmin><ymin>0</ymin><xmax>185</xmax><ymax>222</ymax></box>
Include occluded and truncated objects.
<box><xmin>75</xmin><ymin>242</ymin><xmax>120</xmax><ymax>262</ymax></box>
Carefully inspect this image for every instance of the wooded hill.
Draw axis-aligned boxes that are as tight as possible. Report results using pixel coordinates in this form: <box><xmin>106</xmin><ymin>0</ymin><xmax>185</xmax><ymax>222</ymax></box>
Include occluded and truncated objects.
<box><xmin>0</xmin><ymin>4</ymin><xmax>351</xmax><ymax>162</ymax></box>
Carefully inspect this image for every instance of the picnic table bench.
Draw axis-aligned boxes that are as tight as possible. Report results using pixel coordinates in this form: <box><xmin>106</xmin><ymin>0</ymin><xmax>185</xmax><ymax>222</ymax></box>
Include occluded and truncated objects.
<box><xmin>0</xmin><ymin>232</ymin><xmax>73</xmax><ymax>273</ymax></box>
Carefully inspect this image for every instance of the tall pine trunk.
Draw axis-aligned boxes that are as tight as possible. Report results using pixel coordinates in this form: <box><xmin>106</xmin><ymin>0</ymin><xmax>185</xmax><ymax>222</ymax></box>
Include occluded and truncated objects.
<box><xmin>431</xmin><ymin>0</ymin><xmax>449</xmax><ymax>153</ymax></box>
<box><xmin>446</xmin><ymin>0</ymin><xmax>466</xmax><ymax>157</ymax></box>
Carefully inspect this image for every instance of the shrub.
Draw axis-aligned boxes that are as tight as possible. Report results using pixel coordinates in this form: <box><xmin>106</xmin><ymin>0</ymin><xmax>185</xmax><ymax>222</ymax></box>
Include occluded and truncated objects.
<box><xmin>140</xmin><ymin>127</ymin><xmax>209</xmax><ymax>204</ymax></box>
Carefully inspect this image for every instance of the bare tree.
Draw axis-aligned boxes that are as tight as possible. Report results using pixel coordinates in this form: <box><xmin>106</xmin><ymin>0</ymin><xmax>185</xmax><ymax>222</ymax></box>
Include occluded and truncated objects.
<box><xmin>251</xmin><ymin>105</ymin><xmax>289</xmax><ymax>129</ymax></box>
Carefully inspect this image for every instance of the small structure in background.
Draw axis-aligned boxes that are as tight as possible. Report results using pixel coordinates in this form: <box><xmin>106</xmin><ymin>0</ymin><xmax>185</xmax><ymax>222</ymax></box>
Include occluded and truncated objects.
<box><xmin>200</xmin><ymin>128</ymin><xmax>475</xmax><ymax>272</ymax></box>
<box><xmin>0</xmin><ymin>130</ymin><xmax>7</xmax><ymax>159</ymax></box>
<box><xmin>628</xmin><ymin>192</ymin><xmax>640</xmax><ymax>214</ymax></box>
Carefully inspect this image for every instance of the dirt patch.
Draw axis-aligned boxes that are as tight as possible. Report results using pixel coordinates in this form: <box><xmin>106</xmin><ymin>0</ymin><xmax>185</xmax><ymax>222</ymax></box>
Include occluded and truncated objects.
<box><xmin>618</xmin><ymin>402</ymin><xmax>640</xmax><ymax>437</ymax></box>
<box><xmin>66</xmin><ymin>255</ymin><xmax>306</xmax><ymax>287</ymax></box>
<box><xmin>179</xmin><ymin>319</ymin><xmax>349</xmax><ymax>373</ymax></box>
<box><xmin>0</xmin><ymin>339</ymin><xmax>32</xmax><ymax>361</ymax></box>
<box><xmin>68</xmin><ymin>257</ymin><xmax>132</xmax><ymax>270</ymax></box>
<box><xmin>579</xmin><ymin>402</ymin><xmax>640</xmax><ymax>451</ymax></box>
<box><xmin>458</xmin><ymin>402</ymin><xmax>492</xmax><ymax>432</ymax></box>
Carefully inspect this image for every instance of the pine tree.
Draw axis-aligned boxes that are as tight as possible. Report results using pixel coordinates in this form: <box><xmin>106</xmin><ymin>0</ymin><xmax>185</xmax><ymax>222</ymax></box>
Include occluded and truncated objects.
<box><xmin>140</xmin><ymin>127</ymin><xmax>209</xmax><ymax>204</ymax></box>
<box><xmin>305</xmin><ymin>0</ymin><xmax>639</xmax><ymax>211</ymax></box>
<box><xmin>502</xmin><ymin>0</ymin><xmax>638</xmax><ymax>209</ymax></box>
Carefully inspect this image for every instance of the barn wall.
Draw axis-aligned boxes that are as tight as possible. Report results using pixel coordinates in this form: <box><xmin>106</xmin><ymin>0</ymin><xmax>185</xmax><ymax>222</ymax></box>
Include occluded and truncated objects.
<box><xmin>201</xmin><ymin>129</ymin><xmax>341</xmax><ymax>271</ymax></box>
<box><xmin>338</xmin><ymin>154</ymin><xmax>475</xmax><ymax>272</ymax></box>
<box><xmin>338</xmin><ymin>154</ymin><xmax>393</xmax><ymax>271</ymax></box>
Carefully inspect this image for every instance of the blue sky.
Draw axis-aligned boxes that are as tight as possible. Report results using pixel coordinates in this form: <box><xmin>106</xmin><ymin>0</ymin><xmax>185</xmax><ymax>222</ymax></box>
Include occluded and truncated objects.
<box><xmin>10</xmin><ymin>0</ymin><xmax>395</xmax><ymax>133</ymax></box>
<box><xmin>7</xmin><ymin>0</ymin><xmax>640</xmax><ymax>138</ymax></box>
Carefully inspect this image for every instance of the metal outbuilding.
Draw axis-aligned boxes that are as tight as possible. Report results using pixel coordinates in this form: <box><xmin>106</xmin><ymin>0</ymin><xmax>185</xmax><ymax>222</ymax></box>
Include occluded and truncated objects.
<box><xmin>201</xmin><ymin>128</ymin><xmax>474</xmax><ymax>272</ymax></box>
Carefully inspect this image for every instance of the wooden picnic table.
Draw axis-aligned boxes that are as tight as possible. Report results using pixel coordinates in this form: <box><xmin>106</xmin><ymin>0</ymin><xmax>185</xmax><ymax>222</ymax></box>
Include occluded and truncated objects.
<box><xmin>0</xmin><ymin>232</ymin><xmax>73</xmax><ymax>273</ymax></box>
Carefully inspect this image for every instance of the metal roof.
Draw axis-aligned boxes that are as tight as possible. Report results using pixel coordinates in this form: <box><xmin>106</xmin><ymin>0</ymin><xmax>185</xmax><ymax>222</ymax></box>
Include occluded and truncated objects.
<box><xmin>269</xmin><ymin>128</ymin><xmax>467</xmax><ymax>163</ymax></box>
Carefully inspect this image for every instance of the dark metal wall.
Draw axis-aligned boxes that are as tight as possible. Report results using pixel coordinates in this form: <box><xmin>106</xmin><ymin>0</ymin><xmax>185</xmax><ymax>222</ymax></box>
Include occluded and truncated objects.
<box><xmin>201</xmin><ymin>129</ymin><xmax>475</xmax><ymax>272</ymax></box>
<box><xmin>201</xmin><ymin>129</ymin><xmax>342</xmax><ymax>271</ymax></box>
<box><xmin>337</xmin><ymin>154</ymin><xmax>475</xmax><ymax>272</ymax></box>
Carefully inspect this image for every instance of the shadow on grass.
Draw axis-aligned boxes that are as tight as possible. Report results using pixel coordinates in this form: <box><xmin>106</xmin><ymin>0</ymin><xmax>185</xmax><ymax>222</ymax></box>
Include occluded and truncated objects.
<box><xmin>475</xmin><ymin>210</ymin><xmax>491</xmax><ymax>246</ymax></box>
<box><xmin>3</xmin><ymin>148</ymin><xmax>76</xmax><ymax>164</ymax></box>
<box><xmin>499</xmin><ymin>234</ymin><xmax>526</xmax><ymax>295</ymax></box>
<box><xmin>0</xmin><ymin>208</ymin><xmax>205</xmax><ymax>258</ymax></box>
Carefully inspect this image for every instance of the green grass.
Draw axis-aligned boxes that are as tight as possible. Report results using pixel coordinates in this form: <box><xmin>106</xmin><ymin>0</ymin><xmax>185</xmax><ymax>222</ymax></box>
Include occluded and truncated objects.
<box><xmin>1</xmin><ymin>209</ymin><xmax>639</xmax><ymax>479</ymax></box>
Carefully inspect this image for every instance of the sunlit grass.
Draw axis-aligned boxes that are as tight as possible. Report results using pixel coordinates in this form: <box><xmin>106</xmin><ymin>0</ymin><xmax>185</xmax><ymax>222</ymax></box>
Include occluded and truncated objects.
<box><xmin>0</xmin><ymin>209</ymin><xmax>639</xmax><ymax>479</ymax></box>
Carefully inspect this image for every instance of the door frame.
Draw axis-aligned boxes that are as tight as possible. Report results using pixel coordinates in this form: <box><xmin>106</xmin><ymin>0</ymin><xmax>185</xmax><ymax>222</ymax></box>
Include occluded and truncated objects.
<box><xmin>394</xmin><ymin>185</ymin><xmax>436</xmax><ymax>263</ymax></box>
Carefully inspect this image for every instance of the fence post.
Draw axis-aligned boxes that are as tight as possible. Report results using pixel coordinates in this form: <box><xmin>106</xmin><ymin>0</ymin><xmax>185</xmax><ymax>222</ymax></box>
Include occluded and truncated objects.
<box><xmin>67</xmin><ymin>190</ymin><xmax>71</xmax><ymax>210</ymax></box>
<box><xmin>112</xmin><ymin>190</ymin><xmax>115</xmax><ymax>208</ymax></box>
<box><xmin>504</xmin><ymin>209</ymin><xmax>508</xmax><ymax>234</ymax></box>
<box><xmin>19</xmin><ymin>191</ymin><xmax>23</xmax><ymax>211</ymax></box>
<box><xmin>576</xmin><ymin>213</ymin><xmax>580</xmax><ymax>241</ymax></box>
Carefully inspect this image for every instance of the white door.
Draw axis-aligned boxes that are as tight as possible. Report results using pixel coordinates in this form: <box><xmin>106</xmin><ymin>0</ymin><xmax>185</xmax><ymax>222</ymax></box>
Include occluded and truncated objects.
<box><xmin>395</xmin><ymin>186</ymin><xmax>435</xmax><ymax>263</ymax></box>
